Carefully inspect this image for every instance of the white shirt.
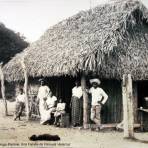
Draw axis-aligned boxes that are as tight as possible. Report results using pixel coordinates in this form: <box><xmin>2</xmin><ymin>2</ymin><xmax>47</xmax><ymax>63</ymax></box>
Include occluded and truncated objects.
<box><xmin>37</xmin><ymin>85</ymin><xmax>50</xmax><ymax>100</ymax></box>
<box><xmin>46</xmin><ymin>96</ymin><xmax>57</xmax><ymax>108</ymax></box>
<box><xmin>89</xmin><ymin>87</ymin><xmax>108</xmax><ymax>105</ymax></box>
<box><xmin>56</xmin><ymin>103</ymin><xmax>66</xmax><ymax>111</ymax></box>
<box><xmin>16</xmin><ymin>94</ymin><xmax>25</xmax><ymax>103</ymax></box>
<box><xmin>72</xmin><ymin>86</ymin><xmax>83</xmax><ymax>98</ymax></box>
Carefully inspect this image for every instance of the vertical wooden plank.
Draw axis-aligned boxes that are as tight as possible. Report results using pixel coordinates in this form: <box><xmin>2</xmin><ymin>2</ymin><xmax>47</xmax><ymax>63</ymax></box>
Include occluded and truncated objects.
<box><xmin>122</xmin><ymin>74</ymin><xmax>134</xmax><ymax>138</ymax></box>
<box><xmin>20</xmin><ymin>59</ymin><xmax>29</xmax><ymax>121</ymax></box>
<box><xmin>0</xmin><ymin>63</ymin><xmax>8</xmax><ymax>116</ymax></box>
<box><xmin>127</xmin><ymin>74</ymin><xmax>134</xmax><ymax>137</ymax></box>
<box><xmin>81</xmin><ymin>73</ymin><xmax>89</xmax><ymax>129</ymax></box>
<box><xmin>133</xmin><ymin>82</ymin><xmax>138</xmax><ymax>123</ymax></box>
<box><xmin>122</xmin><ymin>74</ymin><xmax>128</xmax><ymax>137</ymax></box>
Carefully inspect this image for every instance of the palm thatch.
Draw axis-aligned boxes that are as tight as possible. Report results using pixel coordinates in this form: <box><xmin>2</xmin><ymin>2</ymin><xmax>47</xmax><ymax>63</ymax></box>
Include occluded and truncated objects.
<box><xmin>3</xmin><ymin>0</ymin><xmax>148</xmax><ymax>81</ymax></box>
<box><xmin>0</xmin><ymin>23</ymin><xmax>28</xmax><ymax>64</ymax></box>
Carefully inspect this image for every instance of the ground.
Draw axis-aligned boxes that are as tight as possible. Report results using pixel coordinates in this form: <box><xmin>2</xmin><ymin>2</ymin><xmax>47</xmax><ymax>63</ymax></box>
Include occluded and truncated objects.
<box><xmin>0</xmin><ymin>100</ymin><xmax>148</xmax><ymax>148</ymax></box>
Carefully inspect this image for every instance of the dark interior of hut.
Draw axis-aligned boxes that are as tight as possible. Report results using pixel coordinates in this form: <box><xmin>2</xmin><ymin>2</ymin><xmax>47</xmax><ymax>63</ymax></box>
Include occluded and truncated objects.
<box><xmin>46</xmin><ymin>77</ymin><xmax>123</xmax><ymax>124</ymax></box>
<box><xmin>137</xmin><ymin>81</ymin><xmax>148</xmax><ymax>130</ymax></box>
<box><xmin>2</xmin><ymin>77</ymin><xmax>123</xmax><ymax>125</ymax></box>
<box><xmin>137</xmin><ymin>81</ymin><xmax>148</xmax><ymax>108</ymax></box>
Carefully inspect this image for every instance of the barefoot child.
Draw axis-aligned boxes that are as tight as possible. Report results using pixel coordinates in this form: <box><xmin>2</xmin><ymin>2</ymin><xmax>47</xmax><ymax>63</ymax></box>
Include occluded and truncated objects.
<box><xmin>54</xmin><ymin>99</ymin><xmax>66</xmax><ymax>126</ymax></box>
<box><xmin>14</xmin><ymin>88</ymin><xmax>25</xmax><ymax>120</ymax></box>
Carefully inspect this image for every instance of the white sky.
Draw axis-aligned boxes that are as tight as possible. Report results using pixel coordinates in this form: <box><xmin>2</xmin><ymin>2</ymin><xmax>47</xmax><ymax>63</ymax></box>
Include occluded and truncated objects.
<box><xmin>0</xmin><ymin>0</ymin><xmax>148</xmax><ymax>42</ymax></box>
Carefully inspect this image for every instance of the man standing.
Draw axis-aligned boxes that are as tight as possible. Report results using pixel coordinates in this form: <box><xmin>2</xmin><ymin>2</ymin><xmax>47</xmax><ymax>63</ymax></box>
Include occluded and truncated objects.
<box><xmin>89</xmin><ymin>78</ymin><xmax>108</xmax><ymax>130</ymax></box>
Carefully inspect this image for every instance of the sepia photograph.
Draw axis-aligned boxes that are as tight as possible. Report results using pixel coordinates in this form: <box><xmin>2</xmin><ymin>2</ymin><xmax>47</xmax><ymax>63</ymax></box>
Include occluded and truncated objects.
<box><xmin>0</xmin><ymin>0</ymin><xmax>148</xmax><ymax>147</ymax></box>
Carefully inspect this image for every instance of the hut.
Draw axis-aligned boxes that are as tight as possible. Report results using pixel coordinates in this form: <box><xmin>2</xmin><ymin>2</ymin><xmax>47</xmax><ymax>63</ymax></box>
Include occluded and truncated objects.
<box><xmin>2</xmin><ymin>0</ymin><xmax>148</xmax><ymax>127</ymax></box>
<box><xmin>0</xmin><ymin>23</ymin><xmax>28</xmax><ymax>98</ymax></box>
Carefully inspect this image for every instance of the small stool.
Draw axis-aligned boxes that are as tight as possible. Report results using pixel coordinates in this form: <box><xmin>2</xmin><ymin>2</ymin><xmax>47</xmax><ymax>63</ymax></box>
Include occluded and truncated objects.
<box><xmin>60</xmin><ymin>113</ymin><xmax>70</xmax><ymax>128</ymax></box>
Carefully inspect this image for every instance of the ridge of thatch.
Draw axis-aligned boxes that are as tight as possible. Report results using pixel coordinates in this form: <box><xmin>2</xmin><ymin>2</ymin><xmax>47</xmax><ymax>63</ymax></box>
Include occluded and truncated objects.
<box><xmin>3</xmin><ymin>0</ymin><xmax>148</xmax><ymax>81</ymax></box>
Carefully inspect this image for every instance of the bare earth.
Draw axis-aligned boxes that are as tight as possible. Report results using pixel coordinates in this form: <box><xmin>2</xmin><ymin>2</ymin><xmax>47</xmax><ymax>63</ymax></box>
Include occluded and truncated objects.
<box><xmin>0</xmin><ymin>100</ymin><xmax>148</xmax><ymax>148</ymax></box>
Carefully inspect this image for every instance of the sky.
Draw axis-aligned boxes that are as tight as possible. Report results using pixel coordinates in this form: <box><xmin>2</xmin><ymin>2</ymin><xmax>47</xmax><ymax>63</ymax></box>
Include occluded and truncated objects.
<box><xmin>0</xmin><ymin>0</ymin><xmax>148</xmax><ymax>42</ymax></box>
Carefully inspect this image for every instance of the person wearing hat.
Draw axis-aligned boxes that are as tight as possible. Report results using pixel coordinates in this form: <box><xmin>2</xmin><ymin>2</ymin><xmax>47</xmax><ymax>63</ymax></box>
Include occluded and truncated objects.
<box><xmin>89</xmin><ymin>78</ymin><xmax>108</xmax><ymax>129</ymax></box>
<box><xmin>71</xmin><ymin>80</ymin><xmax>83</xmax><ymax>127</ymax></box>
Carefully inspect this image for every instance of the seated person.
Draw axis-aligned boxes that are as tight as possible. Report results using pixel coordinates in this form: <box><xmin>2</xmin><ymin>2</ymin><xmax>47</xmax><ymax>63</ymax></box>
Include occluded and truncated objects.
<box><xmin>14</xmin><ymin>88</ymin><xmax>25</xmax><ymax>121</ymax></box>
<box><xmin>46</xmin><ymin>91</ymin><xmax>57</xmax><ymax>111</ymax></box>
<box><xmin>54</xmin><ymin>99</ymin><xmax>66</xmax><ymax>126</ymax></box>
<box><xmin>38</xmin><ymin>91</ymin><xmax>57</xmax><ymax>125</ymax></box>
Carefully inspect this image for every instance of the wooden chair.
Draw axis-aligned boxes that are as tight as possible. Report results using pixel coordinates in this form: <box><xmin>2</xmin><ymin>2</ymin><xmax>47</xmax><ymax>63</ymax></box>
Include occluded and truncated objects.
<box><xmin>29</xmin><ymin>94</ymin><xmax>40</xmax><ymax>120</ymax></box>
<box><xmin>60</xmin><ymin>113</ymin><xmax>70</xmax><ymax>127</ymax></box>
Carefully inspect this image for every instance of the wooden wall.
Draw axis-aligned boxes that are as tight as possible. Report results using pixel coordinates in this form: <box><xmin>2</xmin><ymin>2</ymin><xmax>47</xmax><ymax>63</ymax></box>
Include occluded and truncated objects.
<box><xmin>100</xmin><ymin>79</ymin><xmax>122</xmax><ymax>123</ymax></box>
<box><xmin>29</xmin><ymin>77</ymin><xmax>123</xmax><ymax>124</ymax></box>
<box><xmin>9</xmin><ymin>77</ymin><xmax>123</xmax><ymax>124</ymax></box>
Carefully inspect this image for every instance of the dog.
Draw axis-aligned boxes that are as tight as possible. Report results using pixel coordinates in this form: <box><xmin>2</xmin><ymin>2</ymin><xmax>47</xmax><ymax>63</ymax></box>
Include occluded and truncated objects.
<box><xmin>29</xmin><ymin>134</ymin><xmax>60</xmax><ymax>141</ymax></box>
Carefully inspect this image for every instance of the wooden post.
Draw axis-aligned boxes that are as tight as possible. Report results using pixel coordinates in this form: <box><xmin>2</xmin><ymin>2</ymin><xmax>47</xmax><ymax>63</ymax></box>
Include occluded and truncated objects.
<box><xmin>0</xmin><ymin>63</ymin><xmax>8</xmax><ymax>116</ymax></box>
<box><xmin>122</xmin><ymin>74</ymin><xmax>134</xmax><ymax>138</ymax></box>
<box><xmin>20</xmin><ymin>59</ymin><xmax>29</xmax><ymax>121</ymax></box>
<box><xmin>133</xmin><ymin>82</ymin><xmax>138</xmax><ymax>123</ymax></box>
<box><xmin>81</xmin><ymin>73</ymin><xmax>89</xmax><ymax>129</ymax></box>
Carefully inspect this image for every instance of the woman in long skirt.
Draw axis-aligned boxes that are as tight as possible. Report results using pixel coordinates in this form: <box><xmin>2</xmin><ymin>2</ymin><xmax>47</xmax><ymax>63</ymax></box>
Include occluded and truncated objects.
<box><xmin>37</xmin><ymin>79</ymin><xmax>51</xmax><ymax>124</ymax></box>
<box><xmin>71</xmin><ymin>80</ymin><xmax>83</xmax><ymax>127</ymax></box>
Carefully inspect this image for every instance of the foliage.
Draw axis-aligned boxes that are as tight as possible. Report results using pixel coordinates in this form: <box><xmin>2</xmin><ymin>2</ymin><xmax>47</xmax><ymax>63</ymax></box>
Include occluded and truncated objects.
<box><xmin>0</xmin><ymin>23</ymin><xmax>28</xmax><ymax>64</ymax></box>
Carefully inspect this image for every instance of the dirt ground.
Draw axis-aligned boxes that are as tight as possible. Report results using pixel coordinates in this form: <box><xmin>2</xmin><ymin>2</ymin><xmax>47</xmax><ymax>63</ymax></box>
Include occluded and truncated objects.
<box><xmin>0</xmin><ymin>100</ymin><xmax>148</xmax><ymax>148</ymax></box>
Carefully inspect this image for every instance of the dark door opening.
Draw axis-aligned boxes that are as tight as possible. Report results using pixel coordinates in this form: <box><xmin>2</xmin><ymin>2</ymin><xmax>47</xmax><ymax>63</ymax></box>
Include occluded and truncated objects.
<box><xmin>137</xmin><ymin>81</ymin><xmax>148</xmax><ymax>108</ymax></box>
<box><xmin>137</xmin><ymin>81</ymin><xmax>148</xmax><ymax>131</ymax></box>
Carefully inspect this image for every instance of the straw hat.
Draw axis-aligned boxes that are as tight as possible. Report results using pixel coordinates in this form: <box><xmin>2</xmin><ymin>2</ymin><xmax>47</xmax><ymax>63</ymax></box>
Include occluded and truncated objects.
<box><xmin>38</xmin><ymin>78</ymin><xmax>45</xmax><ymax>82</ymax></box>
<box><xmin>89</xmin><ymin>78</ymin><xmax>101</xmax><ymax>85</ymax></box>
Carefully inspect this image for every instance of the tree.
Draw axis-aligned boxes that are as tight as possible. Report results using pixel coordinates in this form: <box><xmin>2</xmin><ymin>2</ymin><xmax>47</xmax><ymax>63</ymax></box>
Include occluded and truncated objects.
<box><xmin>0</xmin><ymin>23</ymin><xmax>29</xmax><ymax>64</ymax></box>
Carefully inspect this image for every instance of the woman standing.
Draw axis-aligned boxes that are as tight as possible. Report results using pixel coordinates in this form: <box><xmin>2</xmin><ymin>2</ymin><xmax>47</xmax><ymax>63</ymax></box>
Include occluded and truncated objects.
<box><xmin>37</xmin><ymin>79</ymin><xmax>51</xmax><ymax>124</ymax></box>
<box><xmin>71</xmin><ymin>80</ymin><xmax>83</xmax><ymax>127</ymax></box>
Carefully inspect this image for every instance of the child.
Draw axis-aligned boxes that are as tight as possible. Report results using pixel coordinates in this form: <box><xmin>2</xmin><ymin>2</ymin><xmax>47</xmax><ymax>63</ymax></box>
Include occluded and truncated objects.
<box><xmin>14</xmin><ymin>88</ymin><xmax>25</xmax><ymax>120</ymax></box>
<box><xmin>30</xmin><ymin>95</ymin><xmax>40</xmax><ymax>118</ymax></box>
<box><xmin>54</xmin><ymin>99</ymin><xmax>66</xmax><ymax>126</ymax></box>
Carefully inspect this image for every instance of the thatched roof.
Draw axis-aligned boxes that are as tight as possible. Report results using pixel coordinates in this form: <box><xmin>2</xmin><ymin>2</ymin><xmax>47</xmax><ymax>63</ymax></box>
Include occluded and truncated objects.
<box><xmin>0</xmin><ymin>23</ymin><xmax>28</xmax><ymax>64</ymax></box>
<box><xmin>3</xmin><ymin>0</ymin><xmax>148</xmax><ymax>81</ymax></box>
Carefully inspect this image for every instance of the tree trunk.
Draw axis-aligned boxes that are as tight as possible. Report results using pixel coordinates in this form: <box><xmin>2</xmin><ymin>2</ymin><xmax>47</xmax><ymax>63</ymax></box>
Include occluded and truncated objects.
<box><xmin>20</xmin><ymin>59</ymin><xmax>29</xmax><ymax>121</ymax></box>
<box><xmin>122</xmin><ymin>74</ymin><xmax>134</xmax><ymax>138</ymax></box>
<box><xmin>81</xmin><ymin>73</ymin><xmax>89</xmax><ymax>129</ymax></box>
<box><xmin>0</xmin><ymin>63</ymin><xmax>8</xmax><ymax>116</ymax></box>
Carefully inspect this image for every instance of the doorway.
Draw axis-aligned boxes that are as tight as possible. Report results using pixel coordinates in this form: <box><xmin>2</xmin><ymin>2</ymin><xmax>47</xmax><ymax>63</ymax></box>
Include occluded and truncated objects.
<box><xmin>137</xmin><ymin>81</ymin><xmax>148</xmax><ymax>108</ymax></box>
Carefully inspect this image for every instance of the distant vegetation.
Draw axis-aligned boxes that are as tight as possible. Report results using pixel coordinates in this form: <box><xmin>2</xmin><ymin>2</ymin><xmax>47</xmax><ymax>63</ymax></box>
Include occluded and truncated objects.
<box><xmin>0</xmin><ymin>23</ymin><xmax>28</xmax><ymax>64</ymax></box>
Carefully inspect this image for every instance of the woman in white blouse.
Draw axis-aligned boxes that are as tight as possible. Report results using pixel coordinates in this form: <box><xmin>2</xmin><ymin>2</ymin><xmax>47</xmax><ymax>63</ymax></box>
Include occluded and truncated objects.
<box><xmin>71</xmin><ymin>80</ymin><xmax>83</xmax><ymax>127</ymax></box>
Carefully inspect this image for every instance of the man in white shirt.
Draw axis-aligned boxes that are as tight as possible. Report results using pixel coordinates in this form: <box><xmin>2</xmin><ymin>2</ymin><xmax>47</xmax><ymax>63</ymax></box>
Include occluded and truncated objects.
<box><xmin>89</xmin><ymin>78</ymin><xmax>108</xmax><ymax>129</ymax></box>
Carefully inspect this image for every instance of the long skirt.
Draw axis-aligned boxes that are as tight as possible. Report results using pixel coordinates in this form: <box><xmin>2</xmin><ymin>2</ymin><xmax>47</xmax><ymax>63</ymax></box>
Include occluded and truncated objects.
<box><xmin>71</xmin><ymin>96</ymin><xmax>83</xmax><ymax>126</ymax></box>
